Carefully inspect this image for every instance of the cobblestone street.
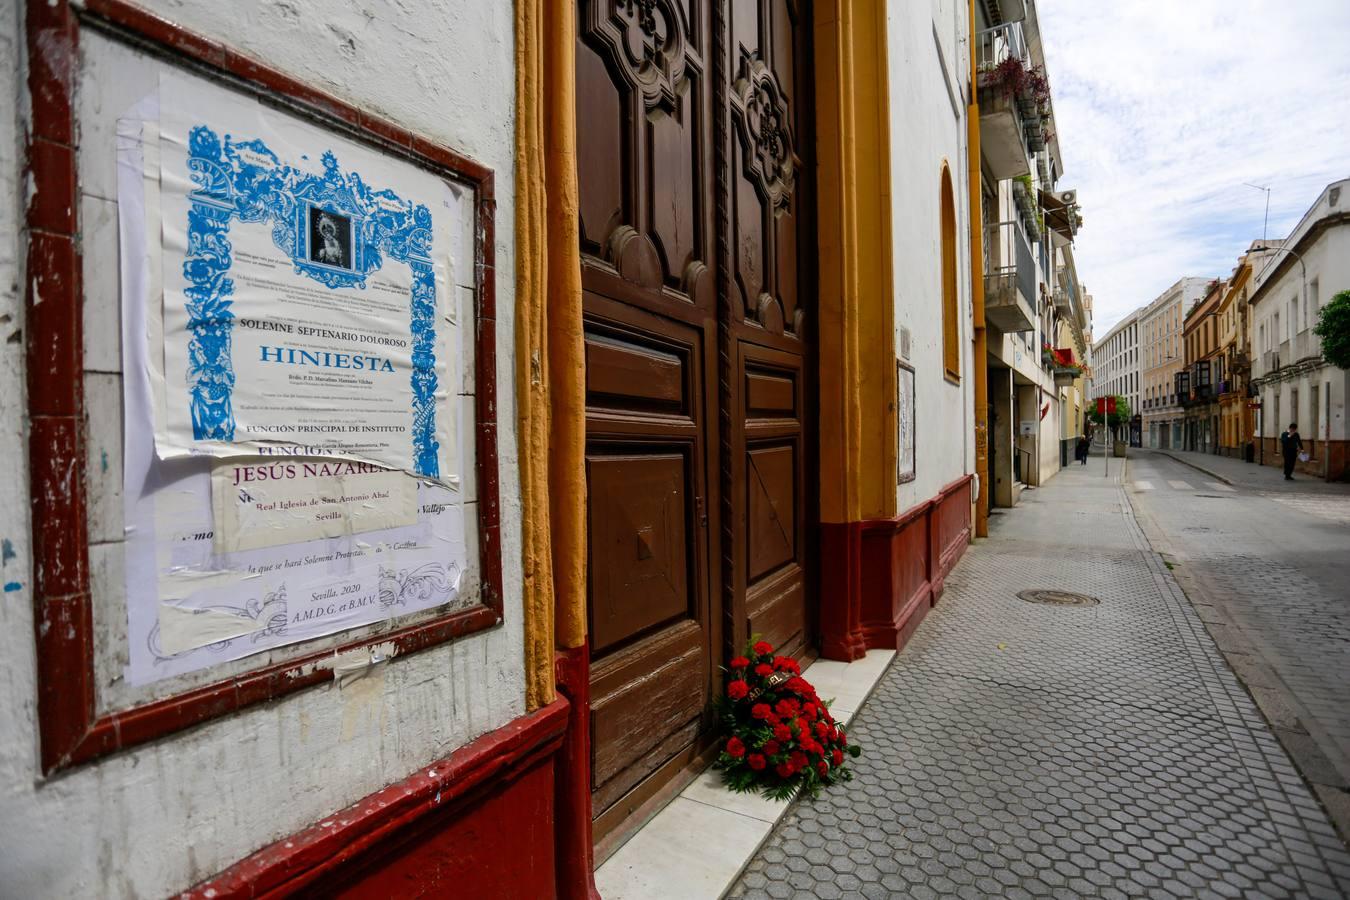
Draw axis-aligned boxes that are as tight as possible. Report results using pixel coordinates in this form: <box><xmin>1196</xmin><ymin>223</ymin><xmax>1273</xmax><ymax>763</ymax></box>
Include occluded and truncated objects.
<box><xmin>1129</xmin><ymin>449</ymin><xmax>1350</xmax><ymax>843</ymax></box>
<box><xmin>729</xmin><ymin>462</ymin><xmax>1350</xmax><ymax>899</ymax></box>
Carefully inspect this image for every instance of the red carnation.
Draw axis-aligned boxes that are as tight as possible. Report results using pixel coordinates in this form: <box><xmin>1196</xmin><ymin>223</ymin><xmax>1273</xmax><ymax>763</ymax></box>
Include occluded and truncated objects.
<box><xmin>747</xmin><ymin>753</ymin><xmax>766</xmax><ymax>771</ymax></box>
<box><xmin>772</xmin><ymin>723</ymin><xmax>792</xmax><ymax>742</ymax></box>
<box><xmin>725</xmin><ymin>737</ymin><xmax>746</xmax><ymax>758</ymax></box>
<box><xmin>754</xmin><ymin>663</ymin><xmax>774</xmax><ymax>677</ymax></box>
<box><xmin>774</xmin><ymin>698</ymin><xmax>798</xmax><ymax>718</ymax></box>
<box><xmin>762</xmin><ymin>740</ymin><xmax>780</xmax><ymax>756</ymax></box>
<box><xmin>795</xmin><ymin>718</ymin><xmax>809</xmax><ymax>735</ymax></box>
<box><xmin>775</xmin><ymin>761</ymin><xmax>794</xmax><ymax>778</ymax></box>
<box><xmin>831</xmin><ymin>749</ymin><xmax>844</xmax><ymax>766</ymax></box>
<box><xmin>751</xmin><ymin>703</ymin><xmax>773</xmax><ymax>720</ymax></box>
<box><xmin>753</xmin><ymin>640</ymin><xmax>774</xmax><ymax>656</ymax></box>
<box><xmin>729</xmin><ymin>656</ymin><xmax>750</xmax><ymax>670</ymax></box>
<box><xmin>803</xmin><ymin>703</ymin><xmax>818</xmax><ymax>721</ymax></box>
<box><xmin>790</xmin><ymin>750</ymin><xmax>808</xmax><ymax>770</ymax></box>
<box><xmin>817</xmin><ymin>760</ymin><xmax>830</xmax><ymax>776</ymax></box>
<box><xmin>726</xmin><ymin>680</ymin><xmax>749</xmax><ymax>700</ymax></box>
<box><xmin>774</xmin><ymin>656</ymin><xmax>801</xmax><ymax>674</ymax></box>
<box><xmin>786</xmin><ymin>676</ymin><xmax>810</xmax><ymax>694</ymax></box>
<box><xmin>814</xmin><ymin>721</ymin><xmax>829</xmax><ymax>738</ymax></box>
<box><xmin>765</xmin><ymin>712</ymin><xmax>780</xmax><ymax>726</ymax></box>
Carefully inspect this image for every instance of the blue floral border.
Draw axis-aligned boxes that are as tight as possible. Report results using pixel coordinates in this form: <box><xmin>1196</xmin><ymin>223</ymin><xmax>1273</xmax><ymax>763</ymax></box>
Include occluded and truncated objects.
<box><xmin>181</xmin><ymin>126</ymin><xmax>441</xmax><ymax>476</ymax></box>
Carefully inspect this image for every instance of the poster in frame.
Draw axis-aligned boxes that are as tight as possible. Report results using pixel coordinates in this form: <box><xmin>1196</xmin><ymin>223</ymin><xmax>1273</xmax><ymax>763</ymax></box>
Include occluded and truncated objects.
<box><xmin>897</xmin><ymin>360</ymin><xmax>916</xmax><ymax>484</ymax></box>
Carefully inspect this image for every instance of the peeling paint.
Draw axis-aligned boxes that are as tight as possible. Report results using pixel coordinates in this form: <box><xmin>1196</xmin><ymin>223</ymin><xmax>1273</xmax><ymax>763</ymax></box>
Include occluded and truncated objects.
<box><xmin>3</xmin><ymin>581</ymin><xmax>20</xmax><ymax>593</ymax></box>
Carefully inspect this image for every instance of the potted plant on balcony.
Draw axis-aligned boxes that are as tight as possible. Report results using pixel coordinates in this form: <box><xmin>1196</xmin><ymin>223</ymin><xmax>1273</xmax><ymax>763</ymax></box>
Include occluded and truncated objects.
<box><xmin>1013</xmin><ymin>175</ymin><xmax>1041</xmax><ymax>241</ymax></box>
<box><xmin>979</xmin><ymin>57</ymin><xmax>1052</xmax><ymax>118</ymax></box>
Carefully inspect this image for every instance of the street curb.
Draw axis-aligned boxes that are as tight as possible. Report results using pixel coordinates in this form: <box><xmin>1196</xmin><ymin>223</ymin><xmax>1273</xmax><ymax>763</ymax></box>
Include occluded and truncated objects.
<box><xmin>1155</xmin><ymin>450</ymin><xmax>1236</xmax><ymax>486</ymax></box>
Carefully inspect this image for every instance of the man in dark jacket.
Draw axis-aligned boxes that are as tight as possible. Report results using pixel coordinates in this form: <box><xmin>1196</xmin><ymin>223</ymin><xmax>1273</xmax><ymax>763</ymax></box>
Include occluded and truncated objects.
<box><xmin>1279</xmin><ymin>422</ymin><xmax>1303</xmax><ymax>480</ymax></box>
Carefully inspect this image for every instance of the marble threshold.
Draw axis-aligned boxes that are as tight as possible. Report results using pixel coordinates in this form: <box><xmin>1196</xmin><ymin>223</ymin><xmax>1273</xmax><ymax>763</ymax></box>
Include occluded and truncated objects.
<box><xmin>594</xmin><ymin>649</ymin><xmax>897</xmax><ymax>900</ymax></box>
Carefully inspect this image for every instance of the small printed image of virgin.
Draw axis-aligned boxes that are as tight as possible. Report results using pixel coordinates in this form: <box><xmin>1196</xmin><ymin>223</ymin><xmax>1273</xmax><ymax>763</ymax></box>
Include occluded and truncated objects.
<box><xmin>309</xmin><ymin>207</ymin><xmax>353</xmax><ymax>270</ymax></box>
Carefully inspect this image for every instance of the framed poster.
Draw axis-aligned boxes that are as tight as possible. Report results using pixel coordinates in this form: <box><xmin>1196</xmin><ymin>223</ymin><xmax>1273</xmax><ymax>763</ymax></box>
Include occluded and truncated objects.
<box><xmin>24</xmin><ymin>0</ymin><xmax>501</xmax><ymax>772</ymax></box>
<box><xmin>897</xmin><ymin>360</ymin><xmax>916</xmax><ymax>484</ymax></box>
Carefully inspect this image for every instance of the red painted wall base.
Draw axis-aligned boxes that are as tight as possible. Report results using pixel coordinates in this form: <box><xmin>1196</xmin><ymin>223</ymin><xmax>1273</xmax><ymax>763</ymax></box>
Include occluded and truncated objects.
<box><xmin>184</xmin><ymin>700</ymin><xmax>570</xmax><ymax>899</ymax></box>
<box><xmin>819</xmin><ymin>476</ymin><xmax>973</xmax><ymax>660</ymax></box>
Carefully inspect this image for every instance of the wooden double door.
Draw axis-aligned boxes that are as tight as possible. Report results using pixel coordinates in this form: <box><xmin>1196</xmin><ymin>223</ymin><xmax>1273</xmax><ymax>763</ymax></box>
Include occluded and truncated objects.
<box><xmin>576</xmin><ymin>0</ymin><xmax>817</xmax><ymax>832</ymax></box>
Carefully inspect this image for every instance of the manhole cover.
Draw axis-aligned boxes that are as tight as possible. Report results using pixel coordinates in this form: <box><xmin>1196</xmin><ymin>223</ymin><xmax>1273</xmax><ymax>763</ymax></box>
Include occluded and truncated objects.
<box><xmin>1017</xmin><ymin>589</ymin><xmax>1100</xmax><ymax>607</ymax></box>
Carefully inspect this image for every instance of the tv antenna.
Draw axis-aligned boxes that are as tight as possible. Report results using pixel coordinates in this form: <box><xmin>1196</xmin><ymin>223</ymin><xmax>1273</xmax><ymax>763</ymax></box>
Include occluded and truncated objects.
<box><xmin>1243</xmin><ymin>182</ymin><xmax>1271</xmax><ymax>243</ymax></box>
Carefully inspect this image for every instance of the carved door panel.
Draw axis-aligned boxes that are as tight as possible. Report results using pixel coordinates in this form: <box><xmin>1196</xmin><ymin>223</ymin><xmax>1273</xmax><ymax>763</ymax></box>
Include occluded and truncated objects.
<box><xmin>576</xmin><ymin>0</ymin><xmax>720</xmax><ymax>832</ymax></box>
<box><xmin>724</xmin><ymin>0</ymin><xmax>814</xmax><ymax>658</ymax></box>
<box><xmin>576</xmin><ymin>0</ymin><xmax>814</xmax><ymax>835</ymax></box>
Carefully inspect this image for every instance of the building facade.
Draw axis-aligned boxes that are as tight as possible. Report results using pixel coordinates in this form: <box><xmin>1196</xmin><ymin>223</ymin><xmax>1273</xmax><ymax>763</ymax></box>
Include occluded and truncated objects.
<box><xmin>1090</xmin><ymin>309</ymin><xmax>1140</xmax><ymax>441</ymax></box>
<box><xmin>1250</xmin><ymin>179</ymin><xmax>1350</xmax><ymax>480</ymax></box>
<box><xmin>1215</xmin><ymin>248</ymin><xmax>1277</xmax><ymax>459</ymax></box>
<box><xmin>976</xmin><ymin>0</ymin><xmax>1088</xmax><ymax>510</ymax></box>
<box><xmin>1140</xmin><ymin>277</ymin><xmax>1210</xmax><ymax>450</ymax></box>
<box><xmin>1181</xmin><ymin>279</ymin><xmax>1225</xmax><ymax>453</ymax></box>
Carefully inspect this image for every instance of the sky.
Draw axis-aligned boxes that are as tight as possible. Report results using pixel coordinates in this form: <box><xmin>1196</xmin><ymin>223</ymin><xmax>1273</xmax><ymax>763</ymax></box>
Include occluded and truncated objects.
<box><xmin>1036</xmin><ymin>0</ymin><xmax>1350</xmax><ymax>337</ymax></box>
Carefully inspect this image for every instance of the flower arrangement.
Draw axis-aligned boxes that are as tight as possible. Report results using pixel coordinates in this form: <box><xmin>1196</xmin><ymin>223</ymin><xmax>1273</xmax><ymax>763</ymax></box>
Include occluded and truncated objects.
<box><xmin>714</xmin><ymin>640</ymin><xmax>862</xmax><ymax>800</ymax></box>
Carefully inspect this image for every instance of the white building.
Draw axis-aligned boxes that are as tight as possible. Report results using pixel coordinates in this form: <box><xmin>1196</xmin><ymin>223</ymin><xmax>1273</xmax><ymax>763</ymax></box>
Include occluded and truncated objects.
<box><xmin>976</xmin><ymin>0</ymin><xmax>1087</xmax><ymax>507</ymax></box>
<box><xmin>1250</xmin><ymin>178</ymin><xmax>1350</xmax><ymax>480</ymax></box>
<box><xmin>1090</xmin><ymin>309</ymin><xmax>1140</xmax><ymax>440</ymax></box>
<box><xmin>886</xmin><ymin>0</ymin><xmax>977</xmax><ymax>512</ymax></box>
<box><xmin>1139</xmin><ymin>277</ymin><xmax>1211</xmax><ymax>449</ymax></box>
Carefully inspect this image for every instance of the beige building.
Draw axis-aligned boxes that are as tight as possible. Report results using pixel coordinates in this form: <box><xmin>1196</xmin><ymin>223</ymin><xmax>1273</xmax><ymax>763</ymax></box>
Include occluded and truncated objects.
<box><xmin>1140</xmin><ymin>277</ymin><xmax>1210</xmax><ymax>449</ymax></box>
<box><xmin>1216</xmin><ymin>245</ymin><xmax>1278</xmax><ymax>457</ymax></box>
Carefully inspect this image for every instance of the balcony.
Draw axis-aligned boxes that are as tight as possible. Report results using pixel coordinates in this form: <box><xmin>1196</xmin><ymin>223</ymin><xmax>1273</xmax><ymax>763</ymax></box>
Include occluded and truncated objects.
<box><xmin>1052</xmin><ymin>289</ymin><xmax>1072</xmax><ymax>316</ymax></box>
<box><xmin>984</xmin><ymin>222</ymin><xmax>1037</xmax><ymax>334</ymax></box>
<box><xmin>976</xmin><ymin>23</ymin><xmax>1034</xmax><ymax>180</ymax></box>
<box><xmin>978</xmin><ymin>90</ymin><xmax>1033</xmax><ymax>180</ymax></box>
<box><xmin>1260</xmin><ymin>350</ymin><xmax>1279</xmax><ymax>376</ymax></box>
<box><xmin>1294</xmin><ymin>330</ymin><xmax>1321</xmax><ymax>362</ymax></box>
<box><xmin>1052</xmin><ymin>367</ymin><xmax>1079</xmax><ymax>387</ymax></box>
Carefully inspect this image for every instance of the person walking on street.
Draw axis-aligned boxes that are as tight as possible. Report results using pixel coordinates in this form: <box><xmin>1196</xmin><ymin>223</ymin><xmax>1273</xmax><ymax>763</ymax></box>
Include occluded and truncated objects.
<box><xmin>1280</xmin><ymin>422</ymin><xmax>1303</xmax><ymax>480</ymax></box>
<box><xmin>1075</xmin><ymin>434</ymin><xmax>1090</xmax><ymax>465</ymax></box>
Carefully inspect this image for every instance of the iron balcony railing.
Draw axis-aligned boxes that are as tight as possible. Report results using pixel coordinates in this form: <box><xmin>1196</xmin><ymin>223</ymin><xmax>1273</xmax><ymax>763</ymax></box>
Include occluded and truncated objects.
<box><xmin>982</xmin><ymin>221</ymin><xmax>1037</xmax><ymax>334</ymax></box>
<box><xmin>986</xmin><ymin>221</ymin><xmax>1036</xmax><ymax>308</ymax></box>
<box><xmin>1015</xmin><ymin>224</ymin><xmax>1036</xmax><ymax>310</ymax></box>
<box><xmin>976</xmin><ymin>20</ymin><xmax>1030</xmax><ymax>74</ymax></box>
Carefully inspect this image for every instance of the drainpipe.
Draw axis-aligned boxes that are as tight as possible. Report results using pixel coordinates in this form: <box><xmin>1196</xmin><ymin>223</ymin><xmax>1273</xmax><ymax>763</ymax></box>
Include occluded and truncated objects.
<box><xmin>968</xmin><ymin>0</ymin><xmax>990</xmax><ymax>537</ymax></box>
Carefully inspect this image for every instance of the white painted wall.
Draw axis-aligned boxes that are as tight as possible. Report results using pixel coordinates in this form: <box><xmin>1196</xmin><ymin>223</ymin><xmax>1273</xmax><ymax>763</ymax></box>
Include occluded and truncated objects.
<box><xmin>1251</xmin><ymin>183</ymin><xmax>1350</xmax><ymax>444</ymax></box>
<box><xmin>0</xmin><ymin>3</ymin><xmax>524</xmax><ymax>897</ymax></box>
<box><xmin>886</xmin><ymin>0</ymin><xmax>977</xmax><ymax>511</ymax></box>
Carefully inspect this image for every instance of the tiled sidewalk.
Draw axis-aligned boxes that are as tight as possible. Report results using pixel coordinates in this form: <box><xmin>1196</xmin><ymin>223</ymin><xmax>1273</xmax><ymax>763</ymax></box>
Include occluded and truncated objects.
<box><xmin>729</xmin><ymin>464</ymin><xmax>1350</xmax><ymax>899</ymax></box>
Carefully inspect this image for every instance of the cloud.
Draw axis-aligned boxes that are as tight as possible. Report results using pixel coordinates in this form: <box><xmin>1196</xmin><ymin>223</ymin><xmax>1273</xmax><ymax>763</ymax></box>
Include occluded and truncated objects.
<box><xmin>1036</xmin><ymin>0</ymin><xmax>1350</xmax><ymax>335</ymax></box>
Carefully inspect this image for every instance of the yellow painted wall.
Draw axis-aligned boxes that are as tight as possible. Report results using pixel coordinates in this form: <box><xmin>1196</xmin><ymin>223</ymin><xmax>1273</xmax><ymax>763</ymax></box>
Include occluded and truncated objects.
<box><xmin>514</xmin><ymin>0</ymin><xmax>587</xmax><ymax>710</ymax></box>
<box><xmin>814</xmin><ymin>1</ymin><xmax>897</xmax><ymax>524</ymax></box>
